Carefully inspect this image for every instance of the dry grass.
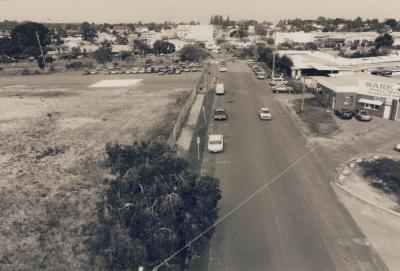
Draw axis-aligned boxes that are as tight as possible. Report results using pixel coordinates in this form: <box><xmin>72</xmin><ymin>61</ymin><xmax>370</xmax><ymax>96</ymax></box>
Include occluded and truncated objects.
<box><xmin>0</xmin><ymin>71</ymin><xmax>199</xmax><ymax>270</ymax></box>
<box><xmin>293</xmin><ymin>96</ymin><xmax>339</xmax><ymax>137</ymax></box>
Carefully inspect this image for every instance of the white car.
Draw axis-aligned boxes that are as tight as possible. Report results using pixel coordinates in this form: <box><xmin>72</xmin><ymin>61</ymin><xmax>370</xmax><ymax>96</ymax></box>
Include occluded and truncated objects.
<box><xmin>259</xmin><ymin>107</ymin><xmax>272</xmax><ymax>120</ymax></box>
<box><xmin>208</xmin><ymin>135</ymin><xmax>224</xmax><ymax>153</ymax></box>
<box><xmin>257</xmin><ymin>72</ymin><xmax>265</xmax><ymax>80</ymax></box>
<box><xmin>215</xmin><ymin>83</ymin><xmax>225</xmax><ymax>95</ymax></box>
<box><xmin>219</xmin><ymin>66</ymin><xmax>227</xmax><ymax>72</ymax></box>
<box><xmin>395</xmin><ymin>144</ymin><xmax>400</xmax><ymax>152</ymax></box>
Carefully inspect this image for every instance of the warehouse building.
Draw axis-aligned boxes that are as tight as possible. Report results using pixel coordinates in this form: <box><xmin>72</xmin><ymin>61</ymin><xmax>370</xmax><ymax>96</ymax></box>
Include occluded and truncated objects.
<box><xmin>316</xmin><ymin>74</ymin><xmax>400</xmax><ymax>120</ymax></box>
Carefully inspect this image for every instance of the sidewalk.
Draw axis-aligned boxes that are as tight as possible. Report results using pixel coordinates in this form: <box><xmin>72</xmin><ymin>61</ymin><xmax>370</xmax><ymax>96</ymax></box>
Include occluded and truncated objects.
<box><xmin>176</xmin><ymin>93</ymin><xmax>205</xmax><ymax>152</ymax></box>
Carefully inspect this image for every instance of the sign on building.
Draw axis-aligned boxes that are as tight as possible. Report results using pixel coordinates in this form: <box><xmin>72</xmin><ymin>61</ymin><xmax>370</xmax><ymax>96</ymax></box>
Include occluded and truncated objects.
<box><xmin>359</xmin><ymin>80</ymin><xmax>400</xmax><ymax>100</ymax></box>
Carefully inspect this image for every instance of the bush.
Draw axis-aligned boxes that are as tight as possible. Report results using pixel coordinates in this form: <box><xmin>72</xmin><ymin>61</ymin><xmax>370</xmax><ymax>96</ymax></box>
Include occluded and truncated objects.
<box><xmin>179</xmin><ymin>45</ymin><xmax>209</xmax><ymax>62</ymax></box>
<box><xmin>94</xmin><ymin>140</ymin><xmax>221</xmax><ymax>270</ymax></box>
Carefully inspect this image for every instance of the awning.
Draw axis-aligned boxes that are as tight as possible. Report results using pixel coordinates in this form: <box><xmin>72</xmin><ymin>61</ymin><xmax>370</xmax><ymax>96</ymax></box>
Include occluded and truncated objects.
<box><xmin>358</xmin><ymin>98</ymin><xmax>383</xmax><ymax>106</ymax></box>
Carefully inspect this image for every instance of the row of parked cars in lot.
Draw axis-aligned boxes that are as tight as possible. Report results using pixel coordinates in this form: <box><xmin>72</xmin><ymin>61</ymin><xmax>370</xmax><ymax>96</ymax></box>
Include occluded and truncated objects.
<box><xmin>334</xmin><ymin>109</ymin><xmax>373</xmax><ymax>121</ymax></box>
<box><xmin>207</xmin><ymin>81</ymin><xmax>273</xmax><ymax>153</ymax></box>
<box><xmin>83</xmin><ymin>62</ymin><xmax>203</xmax><ymax>75</ymax></box>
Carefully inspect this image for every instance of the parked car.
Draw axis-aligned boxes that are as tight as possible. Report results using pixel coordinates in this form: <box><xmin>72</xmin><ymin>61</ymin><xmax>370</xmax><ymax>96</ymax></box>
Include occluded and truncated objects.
<box><xmin>138</xmin><ymin>68</ymin><xmax>146</xmax><ymax>73</ymax></box>
<box><xmin>335</xmin><ymin>109</ymin><xmax>353</xmax><ymax>119</ymax></box>
<box><xmin>259</xmin><ymin>107</ymin><xmax>272</xmax><ymax>120</ymax></box>
<box><xmin>353</xmin><ymin>109</ymin><xmax>372</xmax><ymax>121</ymax></box>
<box><xmin>257</xmin><ymin>72</ymin><xmax>266</xmax><ymax>80</ymax></box>
<box><xmin>395</xmin><ymin>144</ymin><xmax>400</xmax><ymax>152</ymax></box>
<box><xmin>208</xmin><ymin>135</ymin><xmax>224</xmax><ymax>153</ymax></box>
<box><xmin>213</xmin><ymin>108</ymin><xmax>227</xmax><ymax>120</ymax></box>
<box><xmin>272</xmin><ymin>84</ymin><xmax>293</xmax><ymax>93</ymax></box>
<box><xmin>175</xmin><ymin>69</ymin><xmax>182</xmax><ymax>74</ymax></box>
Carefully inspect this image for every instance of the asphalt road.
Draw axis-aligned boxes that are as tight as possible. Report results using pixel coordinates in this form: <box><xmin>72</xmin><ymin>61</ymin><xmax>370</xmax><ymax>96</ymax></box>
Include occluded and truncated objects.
<box><xmin>195</xmin><ymin>61</ymin><xmax>388</xmax><ymax>271</ymax></box>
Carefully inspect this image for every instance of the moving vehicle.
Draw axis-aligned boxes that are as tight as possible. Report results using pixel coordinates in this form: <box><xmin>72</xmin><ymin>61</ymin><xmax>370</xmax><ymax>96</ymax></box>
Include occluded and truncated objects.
<box><xmin>272</xmin><ymin>84</ymin><xmax>293</xmax><ymax>94</ymax></box>
<box><xmin>269</xmin><ymin>77</ymin><xmax>288</xmax><ymax>86</ymax></box>
<box><xmin>353</xmin><ymin>109</ymin><xmax>372</xmax><ymax>121</ymax></box>
<box><xmin>257</xmin><ymin>72</ymin><xmax>266</xmax><ymax>80</ymax></box>
<box><xmin>208</xmin><ymin>135</ymin><xmax>224</xmax><ymax>153</ymax></box>
<box><xmin>334</xmin><ymin>109</ymin><xmax>353</xmax><ymax>119</ymax></box>
<box><xmin>259</xmin><ymin>107</ymin><xmax>272</xmax><ymax>120</ymax></box>
<box><xmin>213</xmin><ymin>108</ymin><xmax>227</xmax><ymax>120</ymax></box>
<box><xmin>220</xmin><ymin>66</ymin><xmax>227</xmax><ymax>72</ymax></box>
<box><xmin>215</xmin><ymin>83</ymin><xmax>225</xmax><ymax>95</ymax></box>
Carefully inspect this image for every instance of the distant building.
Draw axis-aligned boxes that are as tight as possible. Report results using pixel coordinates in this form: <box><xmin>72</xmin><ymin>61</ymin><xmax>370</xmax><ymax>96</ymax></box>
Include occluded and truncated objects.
<box><xmin>276</xmin><ymin>32</ymin><xmax>314</xmax><ymax>44</ymax></box>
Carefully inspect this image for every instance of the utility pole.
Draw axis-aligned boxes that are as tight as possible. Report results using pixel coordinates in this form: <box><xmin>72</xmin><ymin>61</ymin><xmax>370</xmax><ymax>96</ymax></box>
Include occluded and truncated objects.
<box><xmin>36</xmin><ymin>31</ymin><xmax>47</xmax><ymax>73</ymax></box>
<box><xmin>300</xmin><ymin>76</ymin><xmax>306</xmax><ymax>112</ymax></box>
<box><xmin>272</xmin><ymin>26</ymin><xmax>277</xmax><ymax>79</ymax></box>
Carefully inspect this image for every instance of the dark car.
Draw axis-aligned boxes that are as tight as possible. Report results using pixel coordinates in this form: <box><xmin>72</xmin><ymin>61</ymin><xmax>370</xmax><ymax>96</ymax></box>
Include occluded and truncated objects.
<box><xmin>353</xmin><ymin>109</ymin><xmax>372</xmax><ymax>121</ymax></box>
<box><xmin>213</xmin><ymin>108</ymin><xmax>227</xmax><ymax>120</ymax></box>
<box><xmin>335</xmin><ymin>109</ymin><xmax>353</xmax><ymax>119</ymax></box>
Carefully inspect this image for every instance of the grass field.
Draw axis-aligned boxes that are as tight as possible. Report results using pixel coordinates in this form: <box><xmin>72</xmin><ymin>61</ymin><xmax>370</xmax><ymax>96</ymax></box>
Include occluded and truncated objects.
<box><xmin>0</xmin><ymin>71</ymin><xmax>200</xmax><ymax>270</ymax></box>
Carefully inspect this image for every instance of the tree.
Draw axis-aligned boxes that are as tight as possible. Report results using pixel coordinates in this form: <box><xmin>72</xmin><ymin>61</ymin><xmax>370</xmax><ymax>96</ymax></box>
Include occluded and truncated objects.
<box><xmin>276</xmin><ymin>55</ymin><xmax>293</xmax><ymax>76</ymax></box>
<box><xmin>95</xmin><ymin>141</ymin><xmax>221</xmax><ymax>270</ymax></box>
<box><xmin>116</xmin><ymin>35</ymin><xmax>128</xmax><ymax>45</ymax></box>
<box><xmin>81</xmin><ymin>22</ymin><xmax>98</xmax><ymax>42</ymax></box>
<box><xmin>133</xmin><ymin>39</ymin><xmax>151</xmax><ymax>56</ymax></box>
<box><xmin>255</xmin><ymin>25</ymin><xmax>267</xmax><ymax>36</ymax></box>
<box><xmin>375</xmin><ymin>33</ymin><xmax>394</xmax><ymax>49</ymax></box>
<box><xmin>384</xmin><ymin>19</ymin><xmax>398</xmax><ymax>31</ymax></box>
<box><xmin>152</xmin><ymin>40</ymin><xmax>175</xmax><ymax>55</ymax></box>
<box><xmin>10</xmin><ymin>22</ymin><xmax>50</xmax><ymax>58</ymax></box>
<box><xmin>179</xmin><ymin>44</ymin><xmax>209</xmax><ymax>62</ymax></box>
<box><xmin>229</xmin><ymin>29</ymin><xmax>249</xmax><ymax>39</ymax></box>
<box><xmin>94</xmin><ymin>41</ymin><xmax>113</xmax><ymax>64</ymax></box>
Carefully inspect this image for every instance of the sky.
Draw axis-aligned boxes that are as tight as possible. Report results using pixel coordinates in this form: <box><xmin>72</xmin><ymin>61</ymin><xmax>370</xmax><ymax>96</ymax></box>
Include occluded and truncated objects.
<box><xmin>0</xmin><ymin>0</ymin><xmax>399</xmax><ymax>24</ymax></box>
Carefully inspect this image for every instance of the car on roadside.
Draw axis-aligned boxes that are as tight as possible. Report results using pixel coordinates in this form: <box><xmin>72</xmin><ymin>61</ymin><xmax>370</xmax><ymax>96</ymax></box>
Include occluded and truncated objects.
<box><xmin>219</xmin><ymin>66</ymin><xmax>227</xmax><ymax>72</ymax></box>
<box><xmin>257</xmin><ymin>72</ymin><xmax>266</xmax><ymax>80</ymax></box>
<box><xmin>139</xmin><ymin>68</ymin><xmax>146</xmax><ymax>73</ymax></box>
<box><xmin>334</xmin><ymin>109</ymin><xmax>353</xmax><ymax>119</ymax></box>
<box><xmin>259</xmin><ymin>107</ymin><xmax>272</xmax><ymax>120</ymax></box>
<box><xmin>213</xmin><ymin>108</ymin><xmax>227</xmax><ymax>120</ymax></box>
<box><xmin>208</xmin><ymin>135</ymin><xmax>224</xmax><ymax>153</ymax></box>
<box><xmin>395</xmin><ymin>144</ymin><xmax>400</xmax><ymax>152</ymax></box>
<box><xmin>272</xmin><ymin>84</ymin><xmax>293</xmax><ymax>94</ymax></box>
<box><xmin>175</xmin><ymin>68</ymin><xmax>182</xmax><ymax>74</ymax></box>
<box><xmin>353</xmin><ymin>109</ymin><xmax>372</xmax><ymax>121</ymax></box>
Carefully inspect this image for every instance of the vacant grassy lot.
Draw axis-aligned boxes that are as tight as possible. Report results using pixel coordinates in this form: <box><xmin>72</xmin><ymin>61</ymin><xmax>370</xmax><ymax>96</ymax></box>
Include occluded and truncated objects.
<box><xmin>293</xmin><ymin>96</ymin><xmax>339</xmax><ymax>137</ymax></box>
<box><xmin>0</xmin><ymin>71</ymin><xmax>200</xmax><ymax>270</ymax></box>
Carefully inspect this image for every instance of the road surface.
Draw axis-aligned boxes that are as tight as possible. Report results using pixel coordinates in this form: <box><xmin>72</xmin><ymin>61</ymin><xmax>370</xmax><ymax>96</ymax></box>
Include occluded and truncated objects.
<box><xmin>194</xmin><ymin>61</ymin><xmax>388</xmax><ymax>271</ymax></box>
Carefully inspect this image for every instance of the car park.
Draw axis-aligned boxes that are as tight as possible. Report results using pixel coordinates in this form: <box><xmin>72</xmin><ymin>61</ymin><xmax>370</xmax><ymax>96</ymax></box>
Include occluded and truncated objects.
<box><xmin>208</xmin><ymin>135</ymin><xmax>224</xmax><ymax>153</ymax></box>
<box><xmin>259</xmin><ymin>107</ymin><xmax>272</xmax><ymax>120</ymax></box>
<box><xmin>213</xmin><ymin>108</ymin><xmax>227</xmax><ymax>120</ymax></box>
<box><xmin>334</xmin><ymin>109</ymin><xmax>353</xmax><ymax>119</ymax></box>
<box><xmin>272</xmin><ymin>84</ymin><xmax>293</xmax><ymax>94</ymax></box>
<box><xmin>353</xmin><ymin>109</ymin><xmax>372</xmax><ymax>121</ymax></box>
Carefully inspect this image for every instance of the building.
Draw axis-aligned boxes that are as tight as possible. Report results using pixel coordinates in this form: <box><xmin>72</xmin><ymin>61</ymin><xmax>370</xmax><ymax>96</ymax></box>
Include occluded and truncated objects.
<box><xmin>315</xmin><ymin>73</ymin><xmax>400</xmax><ymax>120</ymax></box>
<box><xmin>275</xmin><ymin>32</ymin><xmax>314</xmax><ymax>45</ymax></box>
<box><xmin>284</xmin><ymin>50</ymin><xmax>400</xmax><ymax>79</ymax></box>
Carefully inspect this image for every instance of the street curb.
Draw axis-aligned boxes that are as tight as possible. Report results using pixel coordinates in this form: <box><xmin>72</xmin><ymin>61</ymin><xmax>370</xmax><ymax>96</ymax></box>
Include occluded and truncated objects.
<box><xmin>332</xmin><ymin>182</ymin><xmax>400</xmax><ymax>218</ymax></box>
